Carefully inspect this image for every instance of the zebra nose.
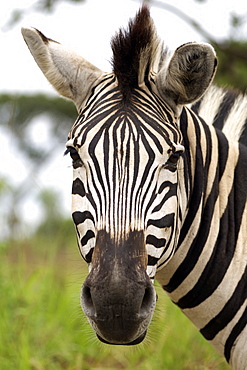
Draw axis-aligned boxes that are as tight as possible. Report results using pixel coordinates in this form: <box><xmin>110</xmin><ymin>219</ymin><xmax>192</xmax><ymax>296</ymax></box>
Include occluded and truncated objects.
<box><xmin>81</xmin><ymin>275</ymin><xmax>156</xmax><ymax>345</ymax></box>
<box><xmin>82</xmin><ymin>283</ymin><xmax>155</xmax><ymax>318</ymax></box>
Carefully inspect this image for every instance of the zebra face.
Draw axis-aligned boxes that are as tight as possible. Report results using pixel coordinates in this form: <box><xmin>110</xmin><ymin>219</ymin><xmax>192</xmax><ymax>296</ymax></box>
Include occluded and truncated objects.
<box><xmin>22</xmin><ymin>4</ymin><xmax>217</xmax><ymax>347</ymax></box>
<box><xmin>66</xmin><ymin>81</ymin><xmax>184</xmax><ymax>274</ymax></box>
<box><xmin>66</xmin><ymin>81</ymin><xmax>184</xmax><ymax>344</ymax></box>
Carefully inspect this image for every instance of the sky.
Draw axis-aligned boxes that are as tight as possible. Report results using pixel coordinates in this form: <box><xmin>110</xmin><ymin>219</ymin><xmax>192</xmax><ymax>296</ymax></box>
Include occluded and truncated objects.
<box><xmin>1</xmin><ymin>0</ymin><xmax>247</xmax><ymax>236</ymax></box>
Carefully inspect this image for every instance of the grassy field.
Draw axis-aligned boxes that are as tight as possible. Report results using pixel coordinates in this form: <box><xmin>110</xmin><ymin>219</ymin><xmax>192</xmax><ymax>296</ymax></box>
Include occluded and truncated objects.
<box><xmin>0</xmin><ymin>225</ymin><xmax>230</xmax><ymax>370</ymax></box>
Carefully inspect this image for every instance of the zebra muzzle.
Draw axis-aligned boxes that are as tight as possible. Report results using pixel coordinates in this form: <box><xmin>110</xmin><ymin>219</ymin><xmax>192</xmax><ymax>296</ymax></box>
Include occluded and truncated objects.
<box><xmin>81</xmin><ymin>230</ymin><xmax>157</xmax><ymax>345</ymax></box>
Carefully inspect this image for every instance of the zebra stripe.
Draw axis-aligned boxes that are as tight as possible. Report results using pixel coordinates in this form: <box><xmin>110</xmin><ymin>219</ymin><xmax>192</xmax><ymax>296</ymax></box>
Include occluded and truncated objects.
<box><xmin>192</xmin><ymin>85</ymin><xmax>247</xmax><ymax>144</ymax></box>
<box><xmin>156</xmin><ymin>106</ymin><xmax>247</xmax><ymax>365</ymax></box>
<box><xmin>69</xmin><ymin>86</ymin><xmax>181</xmax><ymax>254</ymax></box>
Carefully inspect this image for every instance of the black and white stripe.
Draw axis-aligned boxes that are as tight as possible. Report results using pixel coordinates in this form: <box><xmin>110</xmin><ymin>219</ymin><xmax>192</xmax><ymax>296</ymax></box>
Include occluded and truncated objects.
<box><xmin>157</xmin><ymin>105</ymin><xmax>247</xmax><ymax>366</ymax></box>
<box><xmin>67</xmin><ymin>79</ymin><xmax>184</xmax><ymax>276</ymax></box>
<box><xmin>191</xmin><ymin>85</ymin><xmax>247</xmax><ymax>145</ymax></box>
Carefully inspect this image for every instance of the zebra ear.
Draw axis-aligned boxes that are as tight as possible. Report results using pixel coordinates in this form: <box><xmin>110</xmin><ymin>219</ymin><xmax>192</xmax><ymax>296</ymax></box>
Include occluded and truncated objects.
<box><xmin>156</xmin><ymin>42</ymin><xmax>217</xmax><ymax>110</ymax></box>
<box><xmin>21</xmin><ymin>27</ymin><xmax>104</xmax><ymax>111</ymax></box>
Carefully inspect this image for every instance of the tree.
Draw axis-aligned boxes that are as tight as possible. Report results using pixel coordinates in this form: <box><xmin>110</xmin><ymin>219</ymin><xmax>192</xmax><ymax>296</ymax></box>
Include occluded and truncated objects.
<box><xmin>0</xmin><ymin>93</ymin><xmax>76</xmax><ymax>164</ymax></box>
<box><xmin>0</xmin><ymin>94</ymin><xmax>76</xmax><ymax>240</ymax></box>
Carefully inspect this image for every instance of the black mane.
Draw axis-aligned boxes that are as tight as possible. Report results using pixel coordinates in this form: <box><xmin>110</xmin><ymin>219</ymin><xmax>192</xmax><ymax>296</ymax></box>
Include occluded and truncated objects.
<box><xmin>111</xmin><ymin>5</ymin><xmax>160</xmax><ymax>101</ymax></box>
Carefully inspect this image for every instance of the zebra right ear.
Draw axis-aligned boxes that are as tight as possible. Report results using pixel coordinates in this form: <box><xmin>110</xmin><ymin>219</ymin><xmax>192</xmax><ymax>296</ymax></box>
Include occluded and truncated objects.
<box><xmin>156</xmin><ymin>42</ymin><xmax>217</xmax><ymax>112</ymax></box>
<box><xmin>21</xmin><ymin>27</ymin><xmax>104</xmax><ymax>111</ymax></box>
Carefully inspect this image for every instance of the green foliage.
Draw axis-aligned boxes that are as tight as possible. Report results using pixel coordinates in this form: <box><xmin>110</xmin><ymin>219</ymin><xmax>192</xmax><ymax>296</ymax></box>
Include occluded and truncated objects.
<box><xmin>36</xmin><ymin>189</ymin><xmax>65</xmax><ymax>237</ymax></box>
<box><xmin>0</xmin><ymin>176</ymin><xmax>23</xmax><ymax>239</ymax></box>
<box><xmin>0</xmin><ymin>232</ymin><xmax>230</xmax><ymax>369</ymax></box>
<box><xmin>0</xmin><ymin>93</ymin><xmax>76</xmax><ymax>126</ymax></box>
<box><xmin>214</xmin><ymin>41</ymin><xmax>247</xmax><ymax>91</ymax></box>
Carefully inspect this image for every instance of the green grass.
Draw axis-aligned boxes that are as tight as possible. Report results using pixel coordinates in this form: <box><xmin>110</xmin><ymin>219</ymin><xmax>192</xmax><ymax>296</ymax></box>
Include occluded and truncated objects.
<box><xmin>0</xmin><ymin>230</ymin><xmax>230</xmax><ymax>370</ymax></box>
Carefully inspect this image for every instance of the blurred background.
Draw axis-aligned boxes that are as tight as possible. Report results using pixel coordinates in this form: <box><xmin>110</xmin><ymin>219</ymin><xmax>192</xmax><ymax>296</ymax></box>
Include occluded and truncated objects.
<box><xmin>1</xmin><ymin>0</ymin><xmax>245</xmax><ymax>368</ymax></box>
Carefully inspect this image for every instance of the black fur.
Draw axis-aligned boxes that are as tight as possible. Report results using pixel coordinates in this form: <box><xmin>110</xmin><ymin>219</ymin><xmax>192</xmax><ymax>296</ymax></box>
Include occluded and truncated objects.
<box><xmin>111</xmin><ymin>5</ymin><xmax>154</xmax><ymax>101</ymax></box>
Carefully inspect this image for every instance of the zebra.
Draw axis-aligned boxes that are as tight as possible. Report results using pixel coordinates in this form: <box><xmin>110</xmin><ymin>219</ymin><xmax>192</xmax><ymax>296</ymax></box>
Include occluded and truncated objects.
<box><xmin>22</xmin><ymin>5</ymin><xmax>247</xmax><ymax>368</ymax></box>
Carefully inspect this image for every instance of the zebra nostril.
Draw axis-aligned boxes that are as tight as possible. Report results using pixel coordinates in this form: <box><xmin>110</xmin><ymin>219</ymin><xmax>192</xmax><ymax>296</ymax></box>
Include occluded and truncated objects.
<box><xmin>82</xmin><ymin>285</ymin><xmax>95</xmax><ymax>315</ymax></box>
<box><xmin>140</xmin><ymin>286</ymin><xmax>156</xmax><ymax>316</ymax></box>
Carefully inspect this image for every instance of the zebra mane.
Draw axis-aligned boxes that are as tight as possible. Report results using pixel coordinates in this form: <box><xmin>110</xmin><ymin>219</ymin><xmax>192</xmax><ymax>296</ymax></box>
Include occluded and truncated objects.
<box><xmin>111</xmin><ymin>5</ymin><xmax>162</xmax><ymax>100</ymax></box>
<box><xmin>192</xmin><ymin>85</ymin><xmax>247</xmax><ymax>145</ymax></box>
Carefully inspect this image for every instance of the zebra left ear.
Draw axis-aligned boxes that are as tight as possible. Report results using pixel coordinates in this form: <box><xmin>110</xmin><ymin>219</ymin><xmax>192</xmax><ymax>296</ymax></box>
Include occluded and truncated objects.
<box><xmin>156</xmin><ymin>42</ymin><xmax>217</xmax><ymax>110</ymax></box>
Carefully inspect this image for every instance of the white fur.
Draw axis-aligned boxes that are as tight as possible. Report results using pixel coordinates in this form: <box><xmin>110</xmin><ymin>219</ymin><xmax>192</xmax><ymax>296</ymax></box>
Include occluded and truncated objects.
<box><xmin>196</xmin><ymin>85</ymin><xmax>247</xmax><ymax>142</ymax></box>
<box><xmin>223</xmin><ymin>92</ymin><xmax>247</xmax><ymax>141</ymax></box>
<box><xmin>196</xmin><ymin>85</ymin><xmax>225</xmax><ymax>126</ymax></box>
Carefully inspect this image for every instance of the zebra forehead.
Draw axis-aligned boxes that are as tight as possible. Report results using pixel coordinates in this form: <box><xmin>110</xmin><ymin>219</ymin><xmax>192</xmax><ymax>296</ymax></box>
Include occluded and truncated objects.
<box><xmin>69</xmin><ymin>92</ymin><xmax>181</xmax><ymax>153</ymax></box>
<box><xmin>71</xmin><ymin>115</ymin><xmax>180</xmax><ymax>160</ymax></box>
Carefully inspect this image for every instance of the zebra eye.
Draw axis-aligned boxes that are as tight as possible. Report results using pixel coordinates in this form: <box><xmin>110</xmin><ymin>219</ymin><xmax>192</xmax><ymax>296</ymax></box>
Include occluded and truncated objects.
<box><xmin>164</xmin><ymin>151</ymin><xmax>183</xmax><ymax>170</ymax></box>
<box><xmin>169</xmin><ymin>152</ymin><xmax>181</xmax><ymax>165</ymax></box>
<box><xmin>64</xmin><ymin>146</ymin><xmax>82</xmax><ymax>168</ymax></box>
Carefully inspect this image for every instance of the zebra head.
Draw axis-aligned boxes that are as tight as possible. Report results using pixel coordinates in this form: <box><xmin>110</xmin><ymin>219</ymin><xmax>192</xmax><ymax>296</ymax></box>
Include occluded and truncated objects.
<box><xmin>22</xmin><ymin>6</ymin><xmax>217</xmax><ymax>345</ymax></box>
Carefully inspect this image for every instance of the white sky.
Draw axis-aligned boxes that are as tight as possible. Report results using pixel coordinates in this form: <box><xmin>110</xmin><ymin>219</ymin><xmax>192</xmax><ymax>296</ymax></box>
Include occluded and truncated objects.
<box><xmin>0</xmin><ymin>0</ymin><xmax>246</xmax><ymax>236</ymax></box>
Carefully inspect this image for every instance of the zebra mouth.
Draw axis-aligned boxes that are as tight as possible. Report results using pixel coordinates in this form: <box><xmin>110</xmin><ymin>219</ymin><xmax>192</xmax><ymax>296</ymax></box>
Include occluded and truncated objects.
<box><xmin>96</xmin><ymin>330</ymin><xmax>147</xmax><ymax>346</ymax></box>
